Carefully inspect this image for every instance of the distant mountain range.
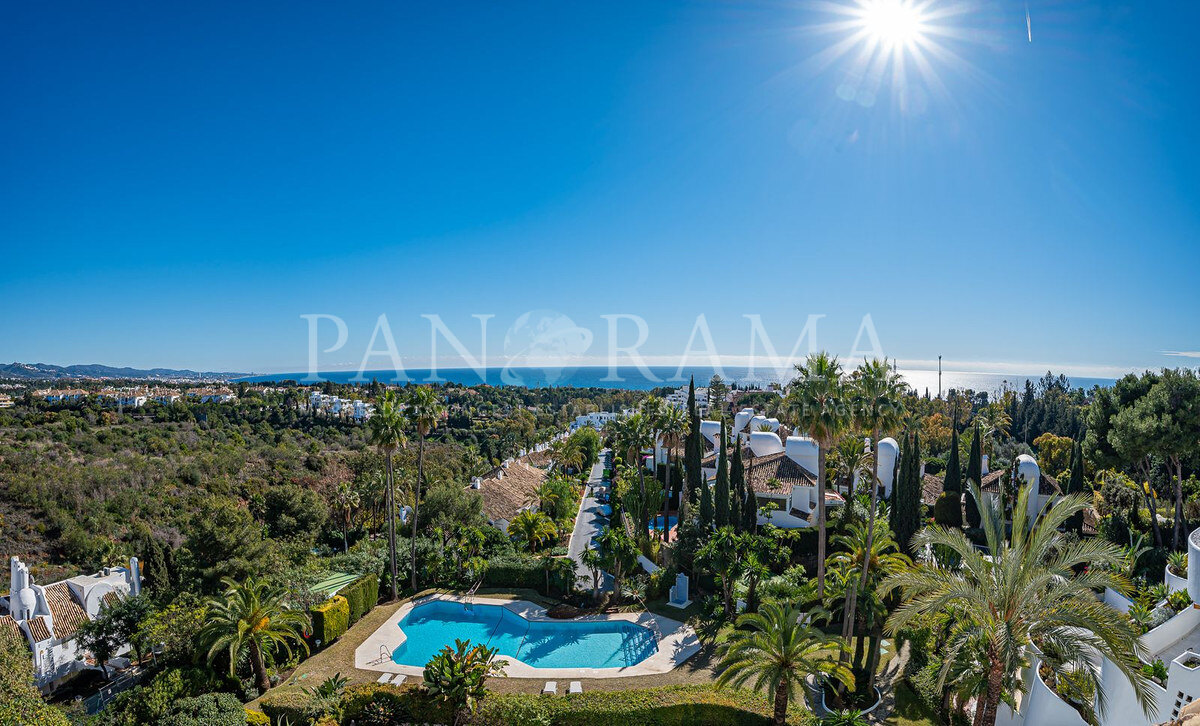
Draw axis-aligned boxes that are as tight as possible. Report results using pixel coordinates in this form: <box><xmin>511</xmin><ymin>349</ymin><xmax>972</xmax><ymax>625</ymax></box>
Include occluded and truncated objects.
<box><xmin>0</xmin><ymin>362</ymin><xmax>248</xmax><ymax>381</ymax></box>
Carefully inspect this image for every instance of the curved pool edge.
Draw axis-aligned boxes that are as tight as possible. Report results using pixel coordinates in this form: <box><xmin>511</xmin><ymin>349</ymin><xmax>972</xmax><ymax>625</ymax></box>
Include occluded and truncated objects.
<box><xmin>354</xmin><ymin>594</ymin><xmax>702</xmax><ymax>680</ymax></box>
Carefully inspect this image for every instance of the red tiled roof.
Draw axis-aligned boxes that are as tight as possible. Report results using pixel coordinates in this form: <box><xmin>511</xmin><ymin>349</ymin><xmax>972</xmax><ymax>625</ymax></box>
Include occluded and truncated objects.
<box><xmin>26</xmin><ymin>616</ymin><xmax>52</xmax><ymax>642</ymax></box>
<box><xmin>980</xmin><ymin>468</ymin><xmax>1060</xmax><ymax>496</ymax></box>
<box><xmin>745</xmin><ymin>451</ymin><xmax>817</xmax><ymax>494</ymax></box>
<box><xmin>0</xmin><ymin>614</ymin><xmax>23</xmax><ymax>643</ymax></box>
<box><xmin>44</xmin><ymin>582</ymin><xmax>89</xmax><ymax>640</ymax></box>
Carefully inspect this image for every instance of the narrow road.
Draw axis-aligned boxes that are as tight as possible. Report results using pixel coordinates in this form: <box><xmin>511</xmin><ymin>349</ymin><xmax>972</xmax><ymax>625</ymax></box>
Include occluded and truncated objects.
<box><xmin>568</xmin><ymin>449</ymin><xmax>614</xmax><ymax>593</ymax></box>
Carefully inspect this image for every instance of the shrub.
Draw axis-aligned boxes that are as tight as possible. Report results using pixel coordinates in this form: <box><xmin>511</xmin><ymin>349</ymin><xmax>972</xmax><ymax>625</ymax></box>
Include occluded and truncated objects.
<box><xmin>470</xmin><ymin>685</ymin><xmax>803</xmax><ymax>725</ymax></box>
<box><xmin>338</xmin><ymin>682</ymin><xmax>454</xmax><ymax>725</ymax></box>
<box><xmin>166</xmin><ymin>693</ymin><xmax>248</xmax><ymax>726</ymax></box>
<box><xmin>310</xmin><ymin>595</ymin><xmax>350</xmax><ymax>646</ymax></box>
<box><xmin>341</xmin><ymin>573</ymin><xmax>380</xmax><ymax>624</ymax></box>
<box><xmin>259</xmin><ymin>688</ymin><xmax>313</xmax><ymax>725</ymax></box>
<box><xmin>342</xmin><ymin>581</ymin><xmax>364</xmax><ymax>625</ymax></box>
<box><xmin>482</xmin><ymin>553</ymin><xmax>542</xmax><ymax>589</ymax></box>
<box><xmin>245</xmin><ymin>710</ymin><xmax>270</xmax><ymax>726</ymax></box>
<box><xmin>932</xmin><ymin>492</ymin><xmax>961</xmax><ymax>527</ymax></box>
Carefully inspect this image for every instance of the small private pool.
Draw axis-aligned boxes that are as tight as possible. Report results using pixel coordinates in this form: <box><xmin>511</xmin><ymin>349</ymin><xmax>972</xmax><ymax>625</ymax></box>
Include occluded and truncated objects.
<box><xmin>392</xmin><ymin>599</ymin><xmax>659</xmax><ymax>670</ymax></box>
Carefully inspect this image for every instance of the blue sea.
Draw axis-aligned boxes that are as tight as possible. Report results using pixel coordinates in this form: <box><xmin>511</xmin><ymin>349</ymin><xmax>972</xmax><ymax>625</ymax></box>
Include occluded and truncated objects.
<box><xmin>238</xmin><ymin>366</ymin><xmax>1115</xmax><ymax>394</ymax></box>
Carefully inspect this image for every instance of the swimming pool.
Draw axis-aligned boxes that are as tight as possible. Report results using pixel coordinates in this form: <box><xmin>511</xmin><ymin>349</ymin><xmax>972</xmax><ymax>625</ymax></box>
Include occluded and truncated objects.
<box><xmin>391</xmin><ymin>599</ymin><xmax>659</xmax><ymax>669</ymax></box>
<box><xmin>648</xmin><ymin>514</ymin><xmax>677</xmax><ymax>531</ymax></box>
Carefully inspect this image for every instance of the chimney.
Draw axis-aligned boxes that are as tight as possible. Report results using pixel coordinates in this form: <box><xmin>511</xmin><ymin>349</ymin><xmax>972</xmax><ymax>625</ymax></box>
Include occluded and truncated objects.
<box><xmin>981</xmin><ymin>454</ymin><xmax>989</xmax><ymax>475</ymax></box>
<box><xmin>470</xmin><ymin>477</ymin><xmax>482</xmax><ymax>490</ymax></box>
<box><xmin>129</xmin><ymin>556</ymin><xmax>141</xmax><ymax>596</ymax></box>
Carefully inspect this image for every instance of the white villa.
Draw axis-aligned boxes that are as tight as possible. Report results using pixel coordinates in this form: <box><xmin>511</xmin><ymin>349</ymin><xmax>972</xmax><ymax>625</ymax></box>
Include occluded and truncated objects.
<box><xmin>571</xmin><ymin>411</ymin><xmax>621</xmax><ymax>431</ymax></box>
<box><xmin>1</xmin><ymin>556</ymin><xmax>141</xmax><ymax>691</ymax></box>
<box><xmin>97</xmin><ymin>389</ymin><xmax>149</xmax><ymax>408</ymax></box>
<box><xmin>307</xmin><ymin>391</ymin><xmax>373</xmax><ymax>421</ymax></box>
<box><xmin>665</xmin><ymin>386</ymin><xmax>709</xmax><ymax>416</ymax></box>
<box><xmin>186</xmin><ymin>387</ymin><xmax>237</xmax><ymax>403</ymax></box>
<box><xmin>35</xmin><ymin>389</ymin><xmax>88</xmax><ymax>403</ymax></box>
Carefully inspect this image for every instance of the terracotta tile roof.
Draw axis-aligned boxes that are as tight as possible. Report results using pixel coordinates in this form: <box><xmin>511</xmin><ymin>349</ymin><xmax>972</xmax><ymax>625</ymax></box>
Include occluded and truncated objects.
<box><xmin>44</xmin><ymin>582</ymin><xmax>88</xmax><ymax>640</ymax></box>
<box><xmin>922</xmin><ymin>473</ymin><xmax>944</xmax><ymax>506</ymax></box>
<box><xmin>744</xmin><ymin>451</ymin><xmax>816</xmax><ymax>494</ymax></box>
<box><xmin>26</xmin><ymin>616</ymin><xmax>52</xmax><ymax>642</ymax></box>
<box><xmin>476</xmin><ymin>461</ymin><xmax>546</xmax><ymax>523</ymax></box>
<box><xmin>102</xmin><ymin>591</ymin><xmax>122</xmax><ymax>608</ymax></box>
<box><xmin>0</xmin><ymin>614</ymin><xmax>23</xmax><ymax>642</ymax></box>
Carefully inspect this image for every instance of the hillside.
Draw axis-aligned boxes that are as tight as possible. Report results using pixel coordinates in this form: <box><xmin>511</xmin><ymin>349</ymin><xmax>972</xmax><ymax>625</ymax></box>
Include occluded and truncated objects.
<box><xmin>0</xmin><ymin>361</ymin><xmax>247</xmax><ymax>381</ymax></box>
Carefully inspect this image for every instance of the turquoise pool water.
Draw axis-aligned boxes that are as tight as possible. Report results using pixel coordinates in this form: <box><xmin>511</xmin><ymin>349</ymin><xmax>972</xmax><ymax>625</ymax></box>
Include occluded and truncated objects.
<box><xmin>392</xmin><ymin>600</ymin><xmax>658</xmax><ymax>669</ymax></box>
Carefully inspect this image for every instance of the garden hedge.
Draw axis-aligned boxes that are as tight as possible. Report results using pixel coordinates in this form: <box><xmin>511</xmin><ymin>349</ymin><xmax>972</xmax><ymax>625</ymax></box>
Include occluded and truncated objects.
<box><xmin>258</xmin><ymin>688</ymin><xmax>312</xmax><ymax>725</ymax></box>
<box><xmin>482</xmin><ymin>553</ymin><xmax>542</xmax><ymax>589</ymax></box>
<box><xmin>245</xmin><ymin>709</ymin><xmax>270</xmax><ymax>726</ymax></box>
<box><xmin>471</xmin><ymin>685</ymin><xmax>814</xmax><ymax>725</ymax></box>
<box><xmin>341</xmin><ymin>573</ymin><xmax>380</xmax><ymax>624</ymax></box>
<box><xmin>310</xmin><ymin>595</ymin><xmax>349</xmax><ymax>647</ymax></box>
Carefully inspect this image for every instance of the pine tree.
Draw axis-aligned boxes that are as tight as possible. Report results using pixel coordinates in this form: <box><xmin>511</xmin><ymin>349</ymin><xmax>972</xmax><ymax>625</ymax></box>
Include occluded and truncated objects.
<box><xmin>715</xmin><ymin>421</ymin><xmax>730</xmax><ymax>528</ymax></box>
<box><xmin>1065</xmin><ymin>441</ymin><xmax>1085</xmax><ymax>534</ymax></box>
<box><xmin>936</xmin><ymin>419</ymin><xmax>964</xmax><ymax>527</ymax></box>
<box><xmin>731</xmin><ymin>441</ymin><xmax>746</xmax><ymax>531</ymax></box>
<box><xmin>964</xmin><ymin>422</ymin><xmax>983</xmax><ymax>529</ymax></box>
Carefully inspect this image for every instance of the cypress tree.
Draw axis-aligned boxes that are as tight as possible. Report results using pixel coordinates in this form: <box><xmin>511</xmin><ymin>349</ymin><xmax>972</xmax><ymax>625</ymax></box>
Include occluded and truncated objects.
<box><xmin>685</xmin><ymin>377</ymin><xmax>702</xmax><ymax>507</ymax></box>
<box><xmin>731</xmin><ymin>441</ymin><xmax>746</xmax><ymax>531</ymax></box>
<box><xmin>895</xmin><ymin>432</ymin><xmax>923</xmax><ymax>554</ymax></box>
<box><xmin>889</xmin><ymin>433</ymin><xmax>910</xmax><ymax>536</ymax></box>
<box><xmin>964</xmin><ymin>422</ymin><xmax>984</xmax><ymax>529</ymax></box>
<box><xmin>699</xmin><ymin>455</ymin><xmax>714</xmax><ymax>530</ymax></box>
<box><xmin>715</xmin><ymin>421</ymin><xmax>730</xmax><ymax>527</ymax></box>
<box><xmin>1065</xmin><ymin>441</ymin><xmax>1086</xmax><ymax>534</ymax></box>
<box><xmin>936</xmin><ymin>419</ymin><xmax>964</xmax><ymax>527</ymax></box>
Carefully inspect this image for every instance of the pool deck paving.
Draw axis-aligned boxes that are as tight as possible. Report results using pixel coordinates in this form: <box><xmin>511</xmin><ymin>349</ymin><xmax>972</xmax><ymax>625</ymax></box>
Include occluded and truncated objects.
<box><xmin>354</xmin><ymin>593</ymin><xmax>701</xmax><ymax>680</ymax></box>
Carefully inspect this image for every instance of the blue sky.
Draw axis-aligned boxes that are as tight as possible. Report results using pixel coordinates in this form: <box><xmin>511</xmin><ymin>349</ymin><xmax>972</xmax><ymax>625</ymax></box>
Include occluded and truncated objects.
<box><xmin>1</xmin><ymin>0</ymin><xmax>1198</xmax><ymax>376</ymax></box>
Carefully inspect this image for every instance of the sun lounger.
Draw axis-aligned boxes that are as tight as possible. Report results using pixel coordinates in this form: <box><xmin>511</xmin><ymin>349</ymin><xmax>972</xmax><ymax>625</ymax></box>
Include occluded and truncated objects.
<box><xmin>390</xmin><ymin>674</ymin><xmax>407</xmax><ymax>685</ymax></box>
<box><xmin>376</xmin><ymin>673</ymin><xmax>392</xmax><ymax>683</ymax></box>
<box><xmin>569</xmin><ymin>681</ymin><xmax>583</xmax><ymax>694</ymax></box>
<box><xmin>542</xmin><ymin>681</ymin><xmax>557</xmax><ymax>695</ymax></box>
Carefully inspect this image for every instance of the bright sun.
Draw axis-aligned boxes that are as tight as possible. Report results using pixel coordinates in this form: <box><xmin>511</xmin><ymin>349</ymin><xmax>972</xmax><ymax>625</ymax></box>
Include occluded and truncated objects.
<box><xmin>858</xmin><ymin>0</ymin><xmax>926</xmax><ymax>46</ymax></box>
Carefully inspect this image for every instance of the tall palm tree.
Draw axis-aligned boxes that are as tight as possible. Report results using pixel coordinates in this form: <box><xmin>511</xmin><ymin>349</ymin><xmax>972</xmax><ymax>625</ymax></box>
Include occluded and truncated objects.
<box><xmin>844</xmin><ymin>359</ymin><xmax>906</xmax><ymax>651</ymax></box>
<box><xmin>883</xmin><ymin>483</ymin><xmax>1155</xmax><ymax>726</ymax></box>
<box><xmin>367</xmin><ymin>390</ymin><xmax>408</xmax><ymax>600</ymax></box>
<box><xmin>197</xmin><ymin>577</ymin><xmax>309</xmax><ymax>694</ymax></box>
<box><xmin>657</xmin><ymin>404</ymin><xmax>688</xmax><ymax>544</ymax></box>
<box><xmin>405</xmin><ymin>385</ymin><xmax>446</xmax><ymax>592</ymax></box>
<box><xmin>785</xmin><ymin>352</ymin><xmax>848</xmax><ymax>598</ymax></box>
<box><xmin>717</xmin><ymin>601</ymin><xmax>854</xmax><ymax>726</ymax></box>
<box><xmin>828</xmin><ymin>521</ymin><xmax>910</xmax><ymax>695</ymax></box>
<box><xmin>334</xmin><ymin>480</ymin><xmax>361</xmax><ymax>553</ymax></box>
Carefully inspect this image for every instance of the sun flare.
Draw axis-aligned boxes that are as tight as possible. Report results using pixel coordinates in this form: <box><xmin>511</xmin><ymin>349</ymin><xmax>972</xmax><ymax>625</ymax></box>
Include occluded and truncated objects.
<box><xmin>858</xmin><ymin>0</ymin><xmax>926</xmax><ymax>46</ymax></box>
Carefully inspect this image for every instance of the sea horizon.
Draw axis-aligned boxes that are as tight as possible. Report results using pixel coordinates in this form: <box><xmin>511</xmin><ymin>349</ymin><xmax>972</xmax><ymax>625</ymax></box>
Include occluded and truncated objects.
<box><xmin>237</xmin><ymin>365</ymin><xmax>1118</xmax><ymax>395</ymax></box>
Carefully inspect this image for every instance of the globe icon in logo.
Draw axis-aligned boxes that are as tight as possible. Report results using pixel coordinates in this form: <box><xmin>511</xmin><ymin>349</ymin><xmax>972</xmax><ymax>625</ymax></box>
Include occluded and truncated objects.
<box><xmin>502</xmin><ymin>310</ymin><xmax>593</xmax><ymax>385</ymax></box>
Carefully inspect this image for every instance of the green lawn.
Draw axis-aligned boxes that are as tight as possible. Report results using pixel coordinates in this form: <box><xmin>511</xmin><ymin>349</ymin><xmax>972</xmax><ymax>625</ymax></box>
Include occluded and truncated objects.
<box><xmin>884</xmin><ymin>681</ymin><xmax>941</xmax><ymax>725</ymax></box>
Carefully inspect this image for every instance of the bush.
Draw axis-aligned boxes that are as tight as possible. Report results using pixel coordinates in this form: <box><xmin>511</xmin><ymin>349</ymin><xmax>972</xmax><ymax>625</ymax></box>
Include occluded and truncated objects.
<box><xmin>260</xmin><ymin>688</ymin><xmax>314</xmax><ymax>725</ymax></box>
<box><xmin>1169</xmin><ymin>588</ymin><xmax>1193</xmax><ymax>612</ymax></box>
<box><xmin>166</xmin><ymin>693</ymin><xmax>248</xmax><ymax>726</ymax></box>
<box><xmin>470</xmin><ymin>685</ymin><xmax>806</xmax><ymax>725</ymax></box>
<box><xmin>246</xmin><ymin>710</ymin><xmax>271</xmax><ymax>726</ymax></box>
<box><xmin>338</xmin><ymin>682</ymin><xmax>454</xmax><ymax>725</ymax></box>
<box><xmin>483</xmin><ymin>553</ymin><xmax>542</xmax><ymax>589</ymax></box>
<box><xmin>932</xmin><ymin>492</ymin><xmax>961</xmax><ymax>527</ymax></box>
<box><xmin>310</xmin><ymin>595</ymin><xmax>350</xmax><ymax>646</ymax></box>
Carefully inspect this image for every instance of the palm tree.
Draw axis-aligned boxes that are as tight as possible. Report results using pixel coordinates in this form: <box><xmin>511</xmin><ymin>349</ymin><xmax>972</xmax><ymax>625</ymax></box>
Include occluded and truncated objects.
<box><xmin>367</xmin><ymin>390</ymin><xmax>408</xmax><ymax>600</ymax></box>
<box><xmin>405</xmin><ymin>385</ymin><xmax>446</xmax><ymax>592</ymax></box>
<box><xmin>829</xmin><ymin>435</ymin><xmax>871</xmax><ymax>504</ymax></box>
<box><xmin>785</xmin><ymin>352</ymin><xmax>848</xmax><ymax>598</ymax></box>
<box><xmin>580</xmin><ymin>546</ymin><xmax>604</xmax><ymax>600</ymax></box>
<box><xmin>828</xmin><ymin>521</ymin><xmax>910</xmax><ymax>695</ymax></box>
<box><xmin>197</xmin><ymin>577</ymin><xmax>309</xmax><ymax>693</ymax></box>
<box><xmin>657</xmin><ymin>404</ymin><xmax>687</xmax><ymax>544</ymax></box>
<box><xmin>843</xmin><ymin>359</ymin><xmax>906</xmax><ymax>657</ymax></box>
<box><xmin>334</xmin><ymin>480</ymin><xmax>360</xmax><ymax>553</ymax></box>
<box><xmin>882</xmin><ymin>482</ymin><xmax>1155</xmax><ymax>726</ymax></box>
<box><xmin>508</xmin><ymin>510</ymin><xmax>557</xmax><ymax>552</ymax></box>
<box><xmin>717</xmin><ymin>601</ymin><xmax>854</xmax><ymax>726</ymax></box>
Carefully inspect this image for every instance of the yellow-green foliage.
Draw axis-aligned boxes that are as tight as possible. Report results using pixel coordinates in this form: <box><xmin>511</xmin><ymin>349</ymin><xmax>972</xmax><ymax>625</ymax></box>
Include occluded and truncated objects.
<box><xmin>341</xmin><ymin>573</ymin><xmax>379</xmax><ymax>624</ymax></box>
<box><xmin>245</xmin><ymin>708</ymin><xmax>271</xmax><ymax>726</ymax></box>
<box><xmin>0</xmin><ymin>633</ymin><xmax>71</xmax><ymax>726</ymax></box>
<box><xmin>471</xmin><ymin>684</ymin><xmax>814</xmax><ymax>725</ymax></box>
<box><xmin>338</xmin><ymin>682</ymin><xmax>454</xmax><ymax>724</ymax></box>
<box><xmin>310</xmin><ymin>595</ymin><xmax>349</xmax><ymax>646</ymax></box>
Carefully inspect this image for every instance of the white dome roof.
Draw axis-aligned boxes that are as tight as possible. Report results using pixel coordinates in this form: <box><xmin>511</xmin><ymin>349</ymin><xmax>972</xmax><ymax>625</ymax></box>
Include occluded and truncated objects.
<box><xmin>17</xmin><ymin>587</ymin><xmax>36</xmax><ymax>610</ymax></box>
